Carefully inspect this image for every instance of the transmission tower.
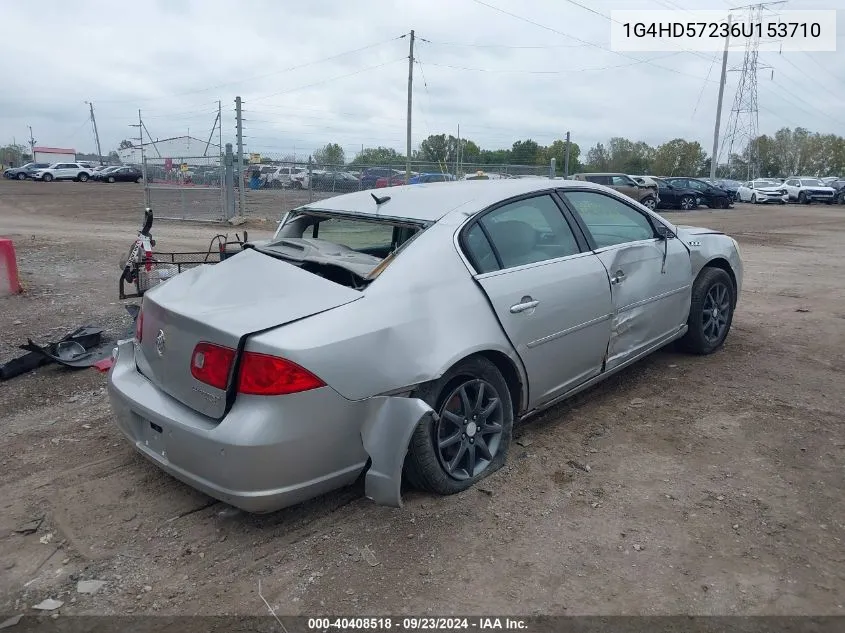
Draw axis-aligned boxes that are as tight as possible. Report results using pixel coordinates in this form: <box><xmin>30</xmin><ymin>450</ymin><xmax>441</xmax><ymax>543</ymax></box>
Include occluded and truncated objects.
<box><xmin>717</xmin><ymin>2</ymin><xmax>782</xmax><ymax>180</ymax></box>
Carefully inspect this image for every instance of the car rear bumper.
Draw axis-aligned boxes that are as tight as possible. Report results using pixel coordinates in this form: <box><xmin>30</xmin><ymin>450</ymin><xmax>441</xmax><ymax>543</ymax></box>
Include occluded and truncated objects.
<box><xmin>107</xmin><ymin>339</ymin><xmax>374</xmax><ymax>513</ymax></box>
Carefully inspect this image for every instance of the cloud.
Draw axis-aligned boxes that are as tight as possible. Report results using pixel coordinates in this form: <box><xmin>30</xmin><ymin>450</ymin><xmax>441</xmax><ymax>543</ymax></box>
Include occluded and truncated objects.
<box><xmin>1</xmin><ymin>0</ymin><xmax>842</xmax><ymax>160</ymax></box>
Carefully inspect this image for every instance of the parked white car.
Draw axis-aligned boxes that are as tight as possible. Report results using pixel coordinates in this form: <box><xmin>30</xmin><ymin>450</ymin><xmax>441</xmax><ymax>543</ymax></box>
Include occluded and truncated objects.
<box><xmin>258</xmin><ymin>165</ymin><xmax>309</xmax><ymax>189</ymax></box>
<box><xmin>31</xmin><ymin>162</ymin><xmax>94</xmax><ymax>182</ymax></box>
<box><xmin>735</xmin><ymin>180</ymin><xmax>788</xmax><ymax>204</ymax></box>
<box><xmin>782</xmin><ymin>177</ymin><xmax>836</xmax><ymax>204</ymax></box>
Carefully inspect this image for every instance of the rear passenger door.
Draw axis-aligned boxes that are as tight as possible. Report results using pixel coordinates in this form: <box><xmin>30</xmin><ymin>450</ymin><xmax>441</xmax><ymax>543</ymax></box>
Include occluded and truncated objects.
<box><xmin>560</xmin><ymin>189</ymin><xmax>692</xmax><ymax>370</ymax></box>
<box><xmin>462</xmin><ymin>193</ymin><xmax>613</xmax><ymax>408</ymax></box>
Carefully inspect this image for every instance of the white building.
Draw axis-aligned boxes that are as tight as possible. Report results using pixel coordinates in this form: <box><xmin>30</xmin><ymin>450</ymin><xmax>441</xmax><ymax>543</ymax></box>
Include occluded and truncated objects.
<box><xmin>118</xmin><ymin>136</ymin><xmax>221</xmax><ymax>166</ymax></box>
<box><xmin>33</xmin><ymin>146</ymin><xmax>76</xmax><ymax>164</ymax></box>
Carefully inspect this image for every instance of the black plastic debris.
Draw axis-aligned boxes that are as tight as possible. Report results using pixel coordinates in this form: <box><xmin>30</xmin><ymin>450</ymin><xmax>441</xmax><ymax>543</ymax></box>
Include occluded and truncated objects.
<box><xmin>0</xmin><ymin>326</ymin><xmax>106</xmax><ymax>380</ymax></box>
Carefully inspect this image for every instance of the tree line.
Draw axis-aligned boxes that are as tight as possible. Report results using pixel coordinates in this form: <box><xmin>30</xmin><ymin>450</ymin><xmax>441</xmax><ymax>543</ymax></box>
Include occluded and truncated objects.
<box><xmin>322</xmin><ymin>127</ymin><xmax>845</xmax><ymax>179</ymax></box>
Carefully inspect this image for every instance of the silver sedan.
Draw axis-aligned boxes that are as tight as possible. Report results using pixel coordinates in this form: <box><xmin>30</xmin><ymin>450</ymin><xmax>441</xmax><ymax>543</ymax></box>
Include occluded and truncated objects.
<box><xmin>108</xmin><ymin>179</ymin><xmax>743</xmax><ymax>512</ymax></box>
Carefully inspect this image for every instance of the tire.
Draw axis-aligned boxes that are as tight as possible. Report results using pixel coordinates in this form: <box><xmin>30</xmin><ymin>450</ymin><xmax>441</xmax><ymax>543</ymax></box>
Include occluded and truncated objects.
<box><xmin>293</xmin><ymin>181</ymin><xmax>303</xmax><ymax>190</ymax></box>
<box><xmin>404</xmin><ymin>356</ymin><xmax>514</xmax><ymax>495</ymax></box>
<box><xmin>17</xmin><ymin>172</ymin><xmax>26</xmax><ymax>181</ymax></box>
<box><xmin>135</xmin><ymin>178</ymin><xmax>142</xmax><ymax>184</ymax></box>
<box><xmin>838</xmin><ymin>193</ymin><xmax>845</xmax><ymax>205</ymax></box>
<box><xmin>78</xmin><ymin>173</ymin><xmax>89</xmax><ymax>182</ymax></box>
<box><xmin>42</xmin><ymin>173</ymin><xmax>53</xmax><ymax>182</ymax></box>
<box><xmin>641</xmin><ymin>196</ymin><xmax>656</xmax><ymax>210</ymax></box>
<box><xmin>798</xmin><ymin>191</ymin><xmax>807</xmax><ymax>204</ymax></box>
<box><xmin>678</xmin><ymin>267</ymin><xmax>735</xmax><ymax>355</ymax></box>
<box><xmin>678</xmin><ymin>195</ymin><xmax>695</xmax><ymax>211</ymax></box>
<box><xmin>751</xmin><ymin>193</ymin><xmax>757</xmax><ymax>204</ymax></box>
<box><xmin>719</xmin><ymin>196</ymin><xmax>730</xmax><ymax>209</ymax></box>
<box><xmin>107</xmin><ymin>176</ymin><xmax>115</xmax><ymax>183</ymax></box>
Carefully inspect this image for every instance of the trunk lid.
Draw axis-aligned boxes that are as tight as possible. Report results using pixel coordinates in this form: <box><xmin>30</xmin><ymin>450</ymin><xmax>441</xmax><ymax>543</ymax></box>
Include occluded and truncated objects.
<box><xmin>135</xmin><ymin>248</ymin><xmax>361</xmax><ymax>419</ymax></box>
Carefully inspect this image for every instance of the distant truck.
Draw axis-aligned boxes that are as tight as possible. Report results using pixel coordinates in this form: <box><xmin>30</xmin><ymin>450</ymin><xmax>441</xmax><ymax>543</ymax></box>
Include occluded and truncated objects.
<box><xmin>33</xmin><ymin>146</ymin><xmax>77</xmax><ymax>164</ymax></box>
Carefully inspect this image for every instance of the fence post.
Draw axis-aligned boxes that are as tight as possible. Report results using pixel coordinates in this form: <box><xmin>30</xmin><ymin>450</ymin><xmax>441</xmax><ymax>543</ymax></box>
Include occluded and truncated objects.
<box><xmin>224</xmin><ymin>143</ymin><xmax>235</xmax><ymax>220</ymax></box>
<box><xmin>308</xmin><ymin>155</ymin><xmax>314</xmax><ymax>203</ymax></box>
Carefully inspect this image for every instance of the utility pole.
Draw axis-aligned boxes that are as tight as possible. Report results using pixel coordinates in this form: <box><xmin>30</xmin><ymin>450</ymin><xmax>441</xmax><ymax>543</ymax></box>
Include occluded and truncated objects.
<box><xmin>130</xmin><ymin>110</ymin><xmax>149</xmax><ymax>206</ymax></box>
<box><xmin>456</xmin><ymin>123</ymin><xmax>461</xmax><ymax>177</ymax></box>
<box><xmin>564</xmin><ymin>131</ymin><xmax>571</xmax><ymax>178</ymax></box>
<box><xmin>406</xmin><ymin>29</ymin><xmax>415</xmax><ymax>184</ymax></box>
<box><xmin>86</xmin><ymin>102</ymin><xmax>104</xmax><ymax>164</ymax></box>
<box><xmin>235</xmin><ymin>96</ymin><xmax>246</xmax><ymax>216</ymax></box>
<box><xmin>710</xmin><ymin>14</ymin><xmax>731</xmax><ymax>181</ymax></box>
<box><xmin>27</xmin><ymin>126</ymin><xmax>36</xmax><ymax>161</ymax></box>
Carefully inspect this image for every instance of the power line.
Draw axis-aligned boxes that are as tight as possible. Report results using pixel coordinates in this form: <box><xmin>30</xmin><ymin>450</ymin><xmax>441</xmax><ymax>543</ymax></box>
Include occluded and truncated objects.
<box><xmin>246</xmin><ymin>58</ymin><xmax>406</xmax><ymax>102</ymax></box>
<box><xmin>96</xmin><ymin>36</ymin><xmax>405</xmax><ymax>104</ymax></box>
<box><xmin>468</xmin><ymin>0</ymin><xmax>719</xmax><ymax>82</ymax></box>
<box><xmin>421</xmin><ymin>53</ymin><xmax>682</xmax><ymax>74</ymax></box>
<box><xmin>418</xmin><ymin>38</ymin><xmax>586</xmax><ymax>49</ymax></box>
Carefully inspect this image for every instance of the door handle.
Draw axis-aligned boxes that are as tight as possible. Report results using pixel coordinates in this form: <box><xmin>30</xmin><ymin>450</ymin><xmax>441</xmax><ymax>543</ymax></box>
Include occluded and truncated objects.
<box><xmin>510</xmin><ymin>298</ymin><xmax>540</xmax><ymax>313</ymax></box>
<box><xmin>610</xmin><ymin>270</ymin><xmax>626</xmax><ymax>285</ymax></box>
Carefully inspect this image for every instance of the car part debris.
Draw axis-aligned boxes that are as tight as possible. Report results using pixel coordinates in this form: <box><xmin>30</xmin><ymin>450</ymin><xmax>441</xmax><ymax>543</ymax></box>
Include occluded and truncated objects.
<box><xmin>14</xmin><ymin>517</ymin><xmax>44</xmax><ymax>535</ymax></box>
<box><xmin>0</xmin><ymin>327</ymin><xmax>104</xmax><ymax>380</ymax></box>
<box><xmin>76</xmin><ymin>580</ymin><xmax>106</xmax><ymax>594</ymax></box>
<box><xmin>32</xmin><ymin>599</ymin><xmax>63</xmax><ymax>611</ymax></box>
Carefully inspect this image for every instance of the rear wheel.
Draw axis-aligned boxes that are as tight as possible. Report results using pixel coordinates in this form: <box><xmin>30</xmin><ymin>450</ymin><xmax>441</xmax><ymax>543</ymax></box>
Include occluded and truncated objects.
<box><xmin>678</xmin><ymin>267</ymin><xmax>735</xmax><ymax>355</ymax></box>
<box><xmin>78</xmin><ymin>173</ymin><xmax>89</xmax><ymax>182</ymax></box>
<box><xmin>679</xmin><ymin>195</ymin><xmax>695</xmax><ymax>211</ymax></box>
<box><xmin>17</xmin><ymin>173</ymin><xmax>26</xmax><ymax>181</ymax></box>
<box><xmin>404</xmin><ymin>356</ymin><xmax>513</xmax><ymax>495</ymax></box>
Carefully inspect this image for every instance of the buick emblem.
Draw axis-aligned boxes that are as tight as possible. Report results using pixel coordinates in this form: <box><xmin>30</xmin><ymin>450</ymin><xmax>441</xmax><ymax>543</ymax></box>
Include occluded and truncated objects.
<box><xmin>155</xmin><ymin>329</ymin><xmax>166</xmax><ymax>357</ymax></box>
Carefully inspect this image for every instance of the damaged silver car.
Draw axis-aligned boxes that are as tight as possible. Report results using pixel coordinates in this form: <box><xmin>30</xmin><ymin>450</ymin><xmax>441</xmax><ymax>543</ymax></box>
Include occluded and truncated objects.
<box><xmin>108</xmin><ymin>179</ymin><xmax>743</xmax><ymax>512</ymax></box>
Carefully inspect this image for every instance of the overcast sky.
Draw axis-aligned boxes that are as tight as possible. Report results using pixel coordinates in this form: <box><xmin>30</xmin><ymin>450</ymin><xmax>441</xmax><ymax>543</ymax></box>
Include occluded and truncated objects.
<box><xmin>1</xmin><ymin>0</ymin><xmax>842</xmax><ymax>162</ymax></box>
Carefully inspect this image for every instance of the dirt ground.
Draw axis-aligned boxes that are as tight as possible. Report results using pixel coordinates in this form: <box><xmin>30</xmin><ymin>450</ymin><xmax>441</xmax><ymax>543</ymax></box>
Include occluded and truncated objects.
<box><xmin>1</xmin><ymin>178</ymin><xmax>843</xmax><ymax>618</ymax></box>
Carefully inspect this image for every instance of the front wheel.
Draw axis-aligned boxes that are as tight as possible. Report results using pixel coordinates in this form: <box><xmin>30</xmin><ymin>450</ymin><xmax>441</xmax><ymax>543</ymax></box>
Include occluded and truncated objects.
<box><xmin>798</xmin><ymin>191</ymin><xmax>807</xmax><ymax>204</ymax></box>
<box><xmin>293</xmin><ymin>181</ymin><xmax>303</xmax><ymax>190</ymax></box>
<box><xmin>641</xmin><ymin>196</ymin><xmax>656</xmax><ymax>210</ymax></box>
<box><xmin>107</xmin><ymin>176</ymin><xmax>116</xmax><ymax>183</ymax></box>
<box><xmin>751</xmin><ymin>193</ymin><xmax>757</xmax><ymax>204</ymax></box>
<box><xmin>678</xmin><ymin>267</ymin><xmax>735</xmax><ymax>355</ymax></box>
<box><xmin>404</xmin><ymin>356</ymin><xmax>513</xmax><ymax>495</ymax></box>
<box><xmin>17</xmin><ymin>172</ymin><xmax>26</xmax><ymax>181</ymax></box>
<box><xmin>679</xmin><ymin>195</ymin><xmax>695</xmax><ymax>211</ymax></box>
<box><xmin>42</xmin><ymin>173</ymin><xmax>53</xmax><ymax>182</ymax></box>
<box><xmin>78</xmin><ymin>173</ymin><xmax>89</xmax><ymax>182</ymax></box>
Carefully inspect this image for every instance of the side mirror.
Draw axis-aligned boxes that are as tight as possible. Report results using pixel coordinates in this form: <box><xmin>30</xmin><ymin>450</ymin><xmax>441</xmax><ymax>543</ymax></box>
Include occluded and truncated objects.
<box><xmin>655</xmin><ymin>224</ymin><xmax>674</xmax><ymax>239</ymax></box>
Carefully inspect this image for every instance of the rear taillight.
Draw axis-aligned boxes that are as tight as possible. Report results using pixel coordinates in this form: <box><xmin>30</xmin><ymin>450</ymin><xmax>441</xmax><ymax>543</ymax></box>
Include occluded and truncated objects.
<box><xmin>135</xmin><ymin>311</ymin><xmax>144</xmax><ymax>342</ymax></box>
<box><xmin>237</xmin><ymin>352</ymin><xmax>325</xmax><ymax>396</ymax></box>
<box><xmin>190</xmin><ymin>342</ymin><xmax>235</xmax><ymax>390</ymax></box>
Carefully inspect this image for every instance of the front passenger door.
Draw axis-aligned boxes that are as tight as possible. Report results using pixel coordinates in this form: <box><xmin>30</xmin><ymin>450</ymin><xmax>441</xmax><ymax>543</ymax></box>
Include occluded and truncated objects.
<box><xmin>561</xmin><ymin>189</ymin><xmax>692</xmax><ymax>370</ymax></box>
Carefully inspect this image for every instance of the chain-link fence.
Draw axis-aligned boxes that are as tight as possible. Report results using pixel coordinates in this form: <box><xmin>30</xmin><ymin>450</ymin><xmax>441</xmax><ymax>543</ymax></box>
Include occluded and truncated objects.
<box><xmin>143</xmin><ymin>155</ymin><xmax>227</xmax><ymax>222</ymax></box>
<box><xmin>236</xmin><ymin>155</ymin><xmax>551</xmax><ymax>219</ymax></box>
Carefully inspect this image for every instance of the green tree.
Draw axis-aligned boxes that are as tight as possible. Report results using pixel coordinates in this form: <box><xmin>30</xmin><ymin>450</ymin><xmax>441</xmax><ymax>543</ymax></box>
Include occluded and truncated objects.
<box><xmin>349</xmin><ymin>146</ymin><xmax>405</xmax><ymax>167</ymax></box>
<box><xmin>651</xmin><ymin>139</ymin><xmax>706</xmax><ymax>176</ymax></box>
<box><xmin>538</xmin><ymin>139</ymin><xmax>581</xmax><ymax>174</ymax></box>
<box><xmin>313</xmin><ymin>143</ymin><xmax>345</xmax><ymax>166</ymax></box>
<box><xmin>1</xmin><ymin>143</ymin><xmax>30</xmax><ymax>167</ymax></box>
<box><xmin>585</xmin><ymin>142</ymin><xmax>610</xmax><ymax>171</ymax></box>
<box><xmin>510</xmin><ymin>139</ymin><xmax>540</xmax><ymax>165</ymax></box>
<box><xmin>118</xmin><ymin>139</ymin><xmax>134</xmax><ymax>150</ymax></box>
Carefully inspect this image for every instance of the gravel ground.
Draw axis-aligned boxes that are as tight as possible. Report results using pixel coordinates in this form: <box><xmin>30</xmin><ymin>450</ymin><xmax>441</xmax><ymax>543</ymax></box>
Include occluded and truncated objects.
<box><xmin>1</xmin><ymin>179</ymin><xmax>843</xmax><ymax>618</ymax></box>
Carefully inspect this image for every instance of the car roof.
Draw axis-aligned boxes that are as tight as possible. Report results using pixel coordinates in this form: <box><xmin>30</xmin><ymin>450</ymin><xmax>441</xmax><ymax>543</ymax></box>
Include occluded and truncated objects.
<box><xmin>298</xmin><ymin>178</ymin><xmax>614</xmax><ymax>223</ymax></box>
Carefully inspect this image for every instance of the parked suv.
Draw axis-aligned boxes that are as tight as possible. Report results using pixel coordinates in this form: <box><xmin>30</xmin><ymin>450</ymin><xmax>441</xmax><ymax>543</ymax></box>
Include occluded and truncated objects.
<box><xmin>31</xmin><ymin>162</ymin><xmax>94</xmax><ymax>182</ymax></box>
<box><xmin>3</xmin><ymin>162</ymin><xmax>51</xmax><ymax>180</ymax></box>
<box><xmin>782</xmin><ymin>177</ymin><xmax>836</xmax><ymax>204</ymax></box>
<box><xmin>256</xmin><ymin>165</ymin><xmax>309</xmax><ymax>189</ymax></box>
<box><xmin>571</xmin><ymin>172</ymin><xmax>659</xmax><ymax>210</ymax></box>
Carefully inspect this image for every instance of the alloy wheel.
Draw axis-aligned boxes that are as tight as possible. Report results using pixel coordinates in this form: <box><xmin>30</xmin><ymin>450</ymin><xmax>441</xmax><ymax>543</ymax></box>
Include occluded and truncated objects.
<box><xmin>435</xmin><ymin>379</ymin><xmax>504</xmax><ymax>481</ymax></box>
<box><xmin>702</xmin><ymin>282</ymin><xmax>731</xmax><ymax>345</ymax></box>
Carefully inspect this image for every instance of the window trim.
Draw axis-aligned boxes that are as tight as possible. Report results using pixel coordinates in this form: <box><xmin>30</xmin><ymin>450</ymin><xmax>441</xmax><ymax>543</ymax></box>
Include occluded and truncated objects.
<box><xmin>457</xmin><ymin>190</ymin><xmax>591</xmax><ymax>275</ymax></box>
<box><xmin>556</xmin><ymin>187</ymin><xmax>662</xmax><ymax>252</ymax></box>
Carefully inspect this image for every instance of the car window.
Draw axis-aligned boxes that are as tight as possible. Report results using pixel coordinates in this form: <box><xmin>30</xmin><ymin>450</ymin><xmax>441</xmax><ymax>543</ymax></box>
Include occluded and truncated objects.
<box><xmin>563</xmin><ymin>190</ymin><xmax>655</xmax><ymax>248</ymax></box>
<box><xmin>666</xmin><ymin>178</ymin><xmax>685</xmax><ymax>188</ymax></box>
<box><xmin>473</xmin><ymin>195</ymin><xmax>580</xmax><ymax>270</ymax></box>
<box><xmin>800</xmin><ymin>178</ymin><xmax>822</xmax><ymax>187</ymax></box>
<box><xmin>463</xmin><ymin>223</ymin><xmax>499</xmax><ymax>273</ymax></box>
<box><xmin>610</xmin><ymin>175</ymin><xmax>632</xmax><ymax>187</ymax></box>
<box><xmin>687</xmin><ymin>180</ymin><xmax>707</xmax><ymax>191</ymax></box>
<box><xmin>583</xmin><ymin>175</ymin><xmax>610</xmax><ymax>185</ymax></box>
